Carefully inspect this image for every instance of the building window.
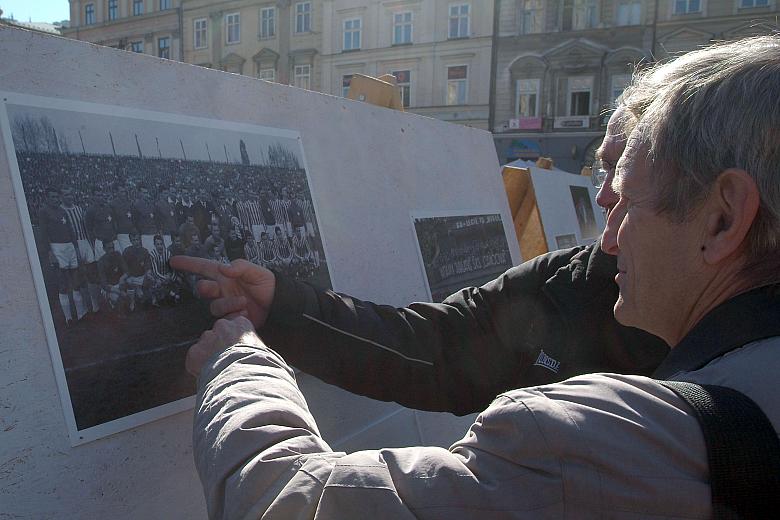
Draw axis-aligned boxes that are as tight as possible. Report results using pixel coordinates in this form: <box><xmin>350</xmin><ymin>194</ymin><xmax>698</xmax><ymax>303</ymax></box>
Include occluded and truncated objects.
<box><xmin>158</xmin><ymin>37</ymin><xmax>170</xmax><ymax>59</ymax></box>
<box><xmin>194</xmin><ymin>18</ymin><xmax>208</xmax><ymax>49</ymax></box>
<box><xmin>446</xmin><ymin>65</ymin><xmax>468</xmax><ymax>105</ymax></box>
<box><xmin>392</xmin><ymin>70</ymin><xmax>411</xmax><ymax>108</ymax></box>
<box><xmin>84</xmin><ymin>4</ymin><xmax>96</xmax><ymax>25</ymax></box>
<box><xmin>258</xmin><ymin>68</ymin><xmax>276</xmax><ymax>81</ymax></box>
<box><xmin>295</xmin><ymin>2</ymin><xmax>311</xmax><ymax>33</ymax></box>
<box><xmin>515</xmin><ymin>79</ymin><xmax>540</xmax><ymax>117</ymax></box>
<box><xmin>519</xmin><ymin>0</ymin><xmax>544</xmax><ymax>34</ymax></box>
<box><xmin>130</xmin><ymin>41</ymin><xmax>144</xmax><ymax>53</ymax></box>
<box><xmin>616</xmin><ymin>0</ymin><xmax>641</xmax><ymax>25</ymax></box>
<box><xmin>568</xmin><ymin>76</ymin><xmax>593</xmax><ymax>116</ymax></box>
<box><xmin>260</xmin><ymin>7</ymin><xmax>275</xmax><ymax>39</ymax></box>
<box><xmin>393</xmin><ymin>12</ymin><xmax>413</xmax><ymax>44</ymax></box>
<box><xmin>342</xmin><ymin>75</ymin><xmax>353</xmax><ymax>97</ymax></box>
<box><xmin>343</xmin><ymin>18</ymin><xmax>361</xmax><ymax>51</ymax></box>
<box><xmin>610</xmin><ymin>74</ymin><xmax>631</xmax><ymax>105</ymax></box>
<box><xmin>108</xmin><ymin>0</ymin><xmax>118</xmax><ymax>21</ymax></box>
<box><xmin>133</xmin><ymin>0</ymin><xmax>144</xmax><ymax>16</ymax></box>
<box><xmin>226</xmin><ymin>13</ymin><xmax>240</xmax><ymax>44</ymax></box>
<box><xmin>159</xmin><ymin>0</ymin><xmax>171</xmax><ymax>10</ymax></box>
<box><xmin>673</xmin><ymin>0</ymin><xmax>701</xmax><ymax>13</ymax></box>
<box><xmin>448</xmin><ymin>4</ymin><xmax>470</xmax><ymax>38</ymax></box>
<box><xmin>561</xmin><ymin>0</ymin><xmax>597</xmax><ymax>31</ymax></box>
<box><xmin>294</xmin><ymin>64</ymin><xmax>311</xmax><ymax>90</ymax></box>
<box><xmin>739</xmin><ymin>0</ymin><xmax>769</xmax><ymax>6</ymax></box>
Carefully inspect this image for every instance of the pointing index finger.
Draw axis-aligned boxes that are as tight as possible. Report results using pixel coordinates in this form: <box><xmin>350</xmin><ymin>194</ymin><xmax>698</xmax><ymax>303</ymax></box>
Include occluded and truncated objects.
<box><xmin>170</xmin><ymin>255</ymin><xmax>223</xmax><ymax>279</ymax></box>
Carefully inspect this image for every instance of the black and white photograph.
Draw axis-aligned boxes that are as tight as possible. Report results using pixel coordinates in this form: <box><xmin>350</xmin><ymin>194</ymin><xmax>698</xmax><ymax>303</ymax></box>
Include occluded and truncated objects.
<box><xmin>1</xmin><ymin>95</ymin><xmax>331</xmax><ymax>444</ymax></box>
<box><xmin>412</xmin><ymin>213</ymin><xmax>513</xmax><ymax>303</ymax></box>
<box><xmin>570</xmin><ymin>185</ymin><xmax>599</xmax><ymax>240</ymax></box>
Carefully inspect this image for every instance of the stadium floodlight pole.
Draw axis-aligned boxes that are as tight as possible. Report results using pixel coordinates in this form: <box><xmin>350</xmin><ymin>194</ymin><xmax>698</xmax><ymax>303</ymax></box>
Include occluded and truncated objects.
<box><xmin>78</xmin><ymin>129</ymin><xmax>86</xmax><ymax>154</ymax></box>
<box><xmin>224</xmin><ymin>144</ymin><xmax>229</xmax><ymax>163</ymax></box>
<box><xmin>206</xmin><ymin>142</ymin><xmax>212</xmax><ymax>162</ymax></box>
<box><xmin>156</xmin><ymin>137</ymin><xmax>162</xmax><ymax>158</ymax></box>
<box><xmin>109</xmin><ymin>131</ymin><xmax>117</xmax><ymax>156</ymax></box>
<box><xmin>135</xmin><ymin>134</ymin><xmax>143</xmax><ymax>159</ymax></box>
<box><xmin>179</xmin><ymin>139</ymin><xmax>187</xmax><ymax>161</ymax></box>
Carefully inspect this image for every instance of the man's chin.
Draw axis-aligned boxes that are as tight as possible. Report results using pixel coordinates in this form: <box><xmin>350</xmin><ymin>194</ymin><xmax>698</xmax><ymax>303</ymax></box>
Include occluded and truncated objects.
<box><xmin>612</xmin><ymin>297</ymin><xmax>632</xmax><ymax>327</ymax></box>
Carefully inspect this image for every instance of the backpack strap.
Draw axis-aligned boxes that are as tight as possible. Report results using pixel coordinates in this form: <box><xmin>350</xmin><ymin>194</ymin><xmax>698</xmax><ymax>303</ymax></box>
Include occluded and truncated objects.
<box><xmin>658</xmin><ymin>381</ymin><xmax>780</xmax><ymax>519</ymax></box>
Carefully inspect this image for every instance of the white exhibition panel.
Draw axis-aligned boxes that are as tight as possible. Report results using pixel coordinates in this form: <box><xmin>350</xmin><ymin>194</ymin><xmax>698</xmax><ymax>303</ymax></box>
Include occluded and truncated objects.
<box><xmin>530</xmin><ymin>167</ymin><xmax>606</xmax><ymax>249</ymax></box>
<box><xmin>0</xmin><ymin>27</ymin><xmax>513</xmax><ymax>518</ymax></box>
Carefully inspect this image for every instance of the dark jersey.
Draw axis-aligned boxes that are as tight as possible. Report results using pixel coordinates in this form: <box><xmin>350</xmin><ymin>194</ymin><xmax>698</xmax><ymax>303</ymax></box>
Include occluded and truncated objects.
<box><xmin>86</xmin><ymin>203</ymin><xmax>117</xmax><ymax>242</ymax></box>
<box><xmin>39</xmin><ymin>205</ymin><xmax>74</xmax><ymax>244</ymax></box>
<box><xmin>133</xmin><ymin>199</ymin><xmax>157</xmax><ymax>234</ymax></box>
<box><xmin>122</xmin><ymin>245</ymin><xmax>150</xmax><ymax>277</ymax></box>
<box><xmin>111</xmin><ymin>199</ymin><xmax>134</xmax><ymax>234</ymax></box>
<box><xmin>98</xmin><ymin>251</ymin><xmax>127</xmax><ymax>285</ymax></box>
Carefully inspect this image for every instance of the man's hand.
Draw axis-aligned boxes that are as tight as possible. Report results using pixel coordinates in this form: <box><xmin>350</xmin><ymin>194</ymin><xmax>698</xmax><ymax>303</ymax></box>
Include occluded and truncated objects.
<box><xmin>170</xmin><ymin>256</ymin><xmax>276</xmax><ymax>327</ymax></box>
<box><xmin>186</xmin><ymin>316</ymin><xmax>264</xmax><ymax>377</ymax></box>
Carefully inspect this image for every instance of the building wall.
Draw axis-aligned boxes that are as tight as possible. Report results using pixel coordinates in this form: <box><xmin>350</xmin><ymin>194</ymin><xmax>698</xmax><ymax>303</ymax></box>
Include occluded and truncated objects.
<box><xmin>65</xmin><ymin>0</ymin><xmax>182</xmax><ymax>59</ymax></box>
<box><xmin>320</xmin><ymin>0</ymin><xmax>493</xmax><ymax>128</ymax></box>
<box><xmin>493</xmin><ymin>0</ymin><xmax>779</xmax><ymax>170</ymax></box>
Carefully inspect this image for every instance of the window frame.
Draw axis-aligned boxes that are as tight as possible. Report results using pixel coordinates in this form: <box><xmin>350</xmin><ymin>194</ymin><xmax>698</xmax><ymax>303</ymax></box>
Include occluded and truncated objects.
<box><xmin>446</xmin><ymin>64</ymin><xmax>469</xmax><ymax>106</ymax></box>
<box><xmin>295</xmin><ymin>2</ymin><xmax>312</xmax><ymax>34</ymax></box>
<box><xmin>159</xmin><ymin>0</ymin><xmax>171</xmax><ymax>10</ymax></box>
<box><xmin>739</xmin><ymin>0</ymin><xmax>769</xmax><ymax>7</ymax></box>
<box><xmin>84</xmin><ymin>3</ymin><xmax>96</xmax><ymax>25</ymax></box>
<box><xmin>258</xmin><ymin>68</ymin><xmax>276</xmax><ymax>81</ymax></box>
<box><xmin>515</xmin><ymin>78</ymin><xmax>540</xmax><ymax>118</ymax></box>
<box><xmin>343</xmin><ymin>17</ymin><xmax>361</xmax><ymax>51</ymax></box>
<box><xmin>342</xmin><ymin>74</ymin><xmax>353</xmax><ymax>97</ymax></box>
<box><xmin>294</xmin><ymin>64</ymin><xmax>312</xmax><ymax>90</ymax></box>
<box><xmin>225</xmin><ymin>12</ymin><xmax>241</xmax><ymax>45</ymax></box>
<box><xmin>448</xmin><ymin>3</ymin><xmax>470</xmax><ymax>39</ymax></box>
<box><xmin>132</xmin><ymin>0</ymin><xmax>144</xmax><ymax>16</ymax></box>
<box><xmin>260</xmin><ymin>7</ymin><xmax>276</xmax><ymax>39</ymax></box>
<box><xmin>610</xmin><ymin>74</ymin><xmax>631</xmax><ymax>105</ymax></box>
<box><xmin>392</xmin><ymin>11</ymin><xmax>413</xmax><ymax>45</ymax></box>
<box><xmin>518</xmin><ymin>0</ymin><xmax>544</xmax><ymax>35</ymax></box>
<box><xmin>561</xmin><ymin>0</ymin><xmax>598</xmax><ymax>31</ymax></box>
<box><xmin>130</xmin><ymin>40</ymin><xmax>144</xmax><ymax>53</ymax></box>
<box><xmin>392</xmin><ymin>70</ymin><xmax>412</xmax><ymax>108</ymax></box>
<box><xmin>567</xmin><ymin>76</ymin><xmax>593</xmax><ymax>116</ymax></box>
<box><xmin>108</xmin><ymin>0</ymin><xmax>118</xmax><ymax>21</ymax></box>
<box><xmin>616</xmin><ymin>0</ymin><xmax>642</xmax><ymax>25</ymax></box>
<box><xmin>194</xmin><ymin>18</ymin><xmax>208</xmax><ymax>50</ymax></box>
<box><xmin>673</xmin><ymin>0</ymin><xmax>702</xmax><ymax>14</ymax></box>
<box><xmin>157</xmin><ymin>36</ymin><xmax>171</xmax><ymax>59</ymax></box>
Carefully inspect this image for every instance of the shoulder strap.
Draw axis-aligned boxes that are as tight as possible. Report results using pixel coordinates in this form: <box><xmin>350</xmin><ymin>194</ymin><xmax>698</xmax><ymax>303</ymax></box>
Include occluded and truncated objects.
<box><xmin>658</xmin><ymin>381</ymin><xmax>780</xmax><ymax>519</ymax></box>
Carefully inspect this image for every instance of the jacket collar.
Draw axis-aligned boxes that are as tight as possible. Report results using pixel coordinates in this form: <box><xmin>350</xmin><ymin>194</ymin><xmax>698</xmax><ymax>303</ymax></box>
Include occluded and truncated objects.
<box><xmin>652</xmin><ymin>283</ymin><xmax>780</xmax><ymax>378</ymax></box>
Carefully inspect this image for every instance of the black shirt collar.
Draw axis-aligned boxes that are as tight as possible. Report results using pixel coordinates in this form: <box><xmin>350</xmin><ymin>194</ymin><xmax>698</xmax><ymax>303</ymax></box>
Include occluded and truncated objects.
<box><xmin>653</xmin><ymin>283</ymin><xmax>780</xmax><ymax>378</ymax></box>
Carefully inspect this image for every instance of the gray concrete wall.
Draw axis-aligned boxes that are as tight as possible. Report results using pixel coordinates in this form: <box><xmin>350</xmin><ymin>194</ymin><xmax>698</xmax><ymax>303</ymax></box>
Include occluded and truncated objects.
<box><xmin>0</xmin><ymin>26</ymin><xmax>513</xmax><ymax>519</ymax></box>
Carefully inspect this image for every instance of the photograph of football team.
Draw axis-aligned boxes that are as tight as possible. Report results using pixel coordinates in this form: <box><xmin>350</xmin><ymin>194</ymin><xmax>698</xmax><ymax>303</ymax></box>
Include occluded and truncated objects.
<box><xmin>412</xmin><ymin>213</ymin><xmax>513</xmax><ymax>303</ymax></box>
<box><xmin>3</xmin><ymin>99</ymin><xmax>331</xmax><ymax>441</ymax></box>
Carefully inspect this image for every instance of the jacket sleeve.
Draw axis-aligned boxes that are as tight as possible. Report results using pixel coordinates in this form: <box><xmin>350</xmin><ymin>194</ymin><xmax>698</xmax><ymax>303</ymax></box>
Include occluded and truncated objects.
<box><xmin>194</xmin><ymin>345</ymin><xmax>710</xmax><ymax>520</ymax></box>
<box><xmin>259</xmin><ymin>247</ymin><xmax>583</xmax><ymax>415</ymax></box>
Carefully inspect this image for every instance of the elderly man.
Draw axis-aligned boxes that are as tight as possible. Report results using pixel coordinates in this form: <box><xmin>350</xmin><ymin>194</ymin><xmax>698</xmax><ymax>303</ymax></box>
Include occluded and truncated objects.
<box><xmin>172</xmin><ymin>103</ymin><xmax>665</xmax><ymax>416</ymax></box>
<box><xmin>176</xmin><ymin>36</ymin><xmax>780</xmax><ymax>518</ymax></box>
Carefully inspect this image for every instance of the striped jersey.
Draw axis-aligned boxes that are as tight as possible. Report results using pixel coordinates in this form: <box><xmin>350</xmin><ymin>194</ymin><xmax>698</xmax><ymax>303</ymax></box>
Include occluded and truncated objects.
<box><xmin>150</xmin><ymin>247</ymin><xmax>172</xmax><ymax>280</ymax></box>
<box><xmin>63</xmin><ymin>204</ymin><xmax>90</xmax><ymax>241</ymax></box>
<box><xmin>270</xmin><ymin>199</ymin><xmax>290</xmax><ymax>226</ymax></box>
<box><xmin>259</xmin><ymin>239</ymin><xmax>276</xmax><ymax>263</ymax></box>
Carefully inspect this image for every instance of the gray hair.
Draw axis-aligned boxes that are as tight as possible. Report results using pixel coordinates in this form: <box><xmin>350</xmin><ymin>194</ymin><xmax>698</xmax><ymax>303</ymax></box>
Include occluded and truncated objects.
<box><xmin>622</xmin><ymin>36</ymin><xmax>780</xmax><ymax>281</ymax></box>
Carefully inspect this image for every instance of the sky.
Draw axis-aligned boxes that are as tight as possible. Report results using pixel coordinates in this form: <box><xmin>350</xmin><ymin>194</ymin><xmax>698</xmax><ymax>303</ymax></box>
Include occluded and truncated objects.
<box><xmin>0</xmin><ymin>1</ymin><xmax>69</xmax><ymax>23</ymax></box>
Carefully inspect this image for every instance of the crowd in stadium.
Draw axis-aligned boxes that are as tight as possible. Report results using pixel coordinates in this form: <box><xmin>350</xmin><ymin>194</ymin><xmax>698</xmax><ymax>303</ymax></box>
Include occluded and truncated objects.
<box><xmin>18</xmin><ymin>151</ymin><xmax>325</xmax><ymax>325</ymax></box>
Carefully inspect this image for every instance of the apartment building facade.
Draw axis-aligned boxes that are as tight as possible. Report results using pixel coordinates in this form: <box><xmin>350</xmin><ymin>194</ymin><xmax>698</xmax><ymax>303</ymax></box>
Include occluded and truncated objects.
<box><xmin>319</xmin><ymin>0</ymin><xmax>494</xmax><ymax>128</ymax></box>
<box><xmin>64</xmin><ymin>1</ymin><xmax>780</xmax><ymax>170</ymax></box>
<box><xmin>492</xmin><ymin>0</ymin><xmax>780</xmax><ymax>172</ymax></box>
<box><xmin>64</xmin><ymin>0</ymin><xmax>182</xmax><ymax>59</ymax></box>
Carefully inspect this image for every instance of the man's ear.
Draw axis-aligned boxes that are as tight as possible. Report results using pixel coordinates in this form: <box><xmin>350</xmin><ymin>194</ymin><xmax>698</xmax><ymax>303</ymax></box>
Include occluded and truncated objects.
<box><xmin>701</xmin><ymin>169</ymin><xmax>760</xmax><ymax>265</ymax></box>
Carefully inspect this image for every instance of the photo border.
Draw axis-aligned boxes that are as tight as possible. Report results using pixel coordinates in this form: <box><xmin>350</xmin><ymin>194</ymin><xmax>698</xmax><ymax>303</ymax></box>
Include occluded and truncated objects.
<box><xmin>0</xmin><ymin>91</ymin><xmax>330</xmax><ymax>445</ymax></box>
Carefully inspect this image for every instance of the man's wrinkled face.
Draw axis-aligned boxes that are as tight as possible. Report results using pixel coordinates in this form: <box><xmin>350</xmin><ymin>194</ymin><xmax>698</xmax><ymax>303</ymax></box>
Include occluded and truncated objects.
<box><xmin>595</xmin><ymin>106</ymin><xmax>632</xmax><ymax>217</ymax></box>
<box><xmin>601</xmin><ymin>133</ymin><xmax>705</xmax><ymax>342</ymax></box>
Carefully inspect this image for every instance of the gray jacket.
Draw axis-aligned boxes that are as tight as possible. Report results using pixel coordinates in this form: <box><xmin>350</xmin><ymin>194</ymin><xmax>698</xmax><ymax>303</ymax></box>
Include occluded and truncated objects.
<box><xmin>193</xmin><ymin>288</ymin><xmax>780</xmax><ymax>519</ymax></box>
